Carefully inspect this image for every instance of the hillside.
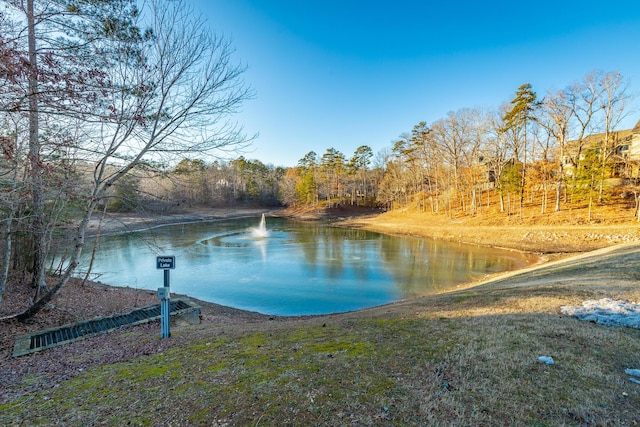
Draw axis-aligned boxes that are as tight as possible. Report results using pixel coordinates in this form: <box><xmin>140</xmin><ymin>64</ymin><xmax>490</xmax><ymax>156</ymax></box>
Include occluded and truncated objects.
<box><xmin>336</xmin><ymin>191</ymin><xmax>640</xmax><ymax>254</ymax></box>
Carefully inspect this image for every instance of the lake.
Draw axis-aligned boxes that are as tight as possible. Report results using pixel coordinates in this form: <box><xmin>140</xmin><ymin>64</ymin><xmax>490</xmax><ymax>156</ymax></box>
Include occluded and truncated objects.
<box><xmin>76</xmin><ymin>216</ymin><xmax>532</xmax><ymax>315</ymax></box>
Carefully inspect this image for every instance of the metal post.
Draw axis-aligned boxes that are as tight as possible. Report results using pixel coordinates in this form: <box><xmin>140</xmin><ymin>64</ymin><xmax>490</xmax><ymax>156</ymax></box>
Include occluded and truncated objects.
<box><xmin>156</xmin><ymin>256</ymin><xmax>175</xmax><ymax>339</ymax></box>
<box><xmin>162</xmin><ymin>288</ymin><xmax>171</xmax><ymax>338</ymax></box>
<box><xmin>158</xmin><ymin>284</ymin><xmax>171</xmax><ymax>338</ymax></box>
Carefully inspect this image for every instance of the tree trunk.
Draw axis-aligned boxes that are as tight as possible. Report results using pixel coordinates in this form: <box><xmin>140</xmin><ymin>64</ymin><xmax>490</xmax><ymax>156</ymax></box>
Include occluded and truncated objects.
<box><xmin>0</xmin><ymin>149</ymin><xmax>20</xmax><ymax>303</ymax></box>
<box><xmin>555</xmin><ymin>177</ymin><xmax>562</xmax><ymax>212</ymax></box>
<box><xmin>0</xmin><ymin>218</ymin><xmax>11</xmax><ymax>304</ymax></box>
<box><xmin>82</xmin><ymin>205</ymin><xmax>107</xmax><ymax>286</ymax></box>
<box><xmin>470</xmin><ymin>187</ymin><xmax>476</xmax><ymax>216</ymax></box>
<box><xmin>17</xmin><ymin>197</ymin><xmax>97</xmax><ymax>322</ymax></box>
<box><xmin>26</xmin><ymin>0</ymin><xmax>47</xmax><ymax>297</ymax></box>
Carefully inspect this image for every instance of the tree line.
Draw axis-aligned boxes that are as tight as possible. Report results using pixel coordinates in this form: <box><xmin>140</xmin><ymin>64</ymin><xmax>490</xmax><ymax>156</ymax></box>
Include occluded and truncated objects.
<box><xmin>166</xmin><ymin>70</ymin><xmax>636</xmax><ymax>222</ymax></box>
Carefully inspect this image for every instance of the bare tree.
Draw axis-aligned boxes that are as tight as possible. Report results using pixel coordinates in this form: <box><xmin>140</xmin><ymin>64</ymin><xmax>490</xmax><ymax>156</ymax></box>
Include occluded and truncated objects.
<box><xmin>460</xmin><ymin>108</ymin><xmax>491</xmax><ymax>216</ymax></box>
<box><xmin>432</xmin><ymin>110</ymin><xmax>475</xmax><ymax>216</ymax></box>
<box><xmin>597</xmin><ymin>71</ymin><xmax>631</xmax><ymax>201</ymax></box>
<box><xmin>11</xmin><ymin>0</ymin><xmax>253</xmax><ymax>321</ymax></box>
<box><xmin>559</xmin><ymin>71</ymin><xmax>610</xmax><ymax>209</ymax></box>
<box><xmin>539</xmin><ymin>88</ymin><xmax>574</xmax><ymax>211</ymax></box>
<box><xmin>566</xmin><ymin>72</ymin><xmax>603</xmax><ymax>165</ymax></box>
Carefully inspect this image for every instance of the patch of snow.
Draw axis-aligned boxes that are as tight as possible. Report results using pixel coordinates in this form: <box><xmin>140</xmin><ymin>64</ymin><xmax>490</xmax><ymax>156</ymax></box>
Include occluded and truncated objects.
<box><xmin>538</xmin><ymin>356</ymin><xmax>555</xmax><ymax>365</ymax></box>
<box><xmin>625</xmin><ymin>368</ymin><xmax>640</xmax><ymax>378</ymax></box>
<box><xmin>560</xmin><ymin>298</ymin><xmax>640</xmax><ymax>329</ymax></box>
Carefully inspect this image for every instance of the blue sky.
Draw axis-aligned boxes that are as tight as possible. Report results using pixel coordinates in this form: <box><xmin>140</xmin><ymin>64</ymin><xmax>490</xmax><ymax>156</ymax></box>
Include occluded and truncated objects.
<box><xmin>193</xmin><ymin>1</ymin><xmax>640</xmax><ymax>167</ymax></box>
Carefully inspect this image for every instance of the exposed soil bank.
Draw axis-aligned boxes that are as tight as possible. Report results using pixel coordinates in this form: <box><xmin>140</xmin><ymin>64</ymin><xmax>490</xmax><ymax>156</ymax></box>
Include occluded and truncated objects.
<box><xmin>336</xmin><ymin>208</ymin><xmax>640</xmax><ymax>254</ymax></box>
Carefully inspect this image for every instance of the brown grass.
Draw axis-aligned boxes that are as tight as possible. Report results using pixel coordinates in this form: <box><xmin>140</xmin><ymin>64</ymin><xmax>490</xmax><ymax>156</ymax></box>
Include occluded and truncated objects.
<box><xmin>338</xmin><ymin>196</ymin><xmax>640</xmax><ymax>254</ymax></box>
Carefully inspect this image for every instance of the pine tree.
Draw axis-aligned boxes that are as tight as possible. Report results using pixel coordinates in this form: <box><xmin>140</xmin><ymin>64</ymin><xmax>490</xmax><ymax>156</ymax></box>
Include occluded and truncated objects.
<box><xmin>501</xmin><ymin>83</ymin><xmax>539</xmax><ymax>218</ymax></box>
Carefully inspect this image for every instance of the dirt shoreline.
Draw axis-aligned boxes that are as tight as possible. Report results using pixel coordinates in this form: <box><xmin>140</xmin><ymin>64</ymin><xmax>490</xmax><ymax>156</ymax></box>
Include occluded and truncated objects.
<box><xmin>336</xmin><ymin>209</ymin><xmax>640</xmax><ymax>254</ymax></box>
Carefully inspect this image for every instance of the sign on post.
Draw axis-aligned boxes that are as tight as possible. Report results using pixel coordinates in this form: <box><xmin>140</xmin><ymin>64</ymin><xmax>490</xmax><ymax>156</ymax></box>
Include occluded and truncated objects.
<box><xmin>156</xmin><ymin>255</ymin><xmax>175</xmax><ymax>338</ymax></box>
<box><xmin>156</xmin><ymin>256</ymin><xmax>175</xmax><ymax>270</ymax></box>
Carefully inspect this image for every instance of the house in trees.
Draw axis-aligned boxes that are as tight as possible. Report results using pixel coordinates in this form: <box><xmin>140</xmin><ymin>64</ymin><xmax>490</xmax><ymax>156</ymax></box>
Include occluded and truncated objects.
<box><xmin>477</xmin><ymin>155</ymin><xmax>516</xmax><ymax>188</ymax></box>
<box><xmin>561</xmin><ymin>118</ymin><xmax>640</xmax><ymax>179</ymax></box>
<box><xmin>617</xmin><ymin>119</ymin><xmax>640</xmax><ymax>177</ymax></box>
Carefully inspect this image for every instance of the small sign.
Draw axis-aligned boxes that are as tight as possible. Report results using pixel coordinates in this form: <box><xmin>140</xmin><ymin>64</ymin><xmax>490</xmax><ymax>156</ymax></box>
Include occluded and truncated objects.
<box><xmin>156</xmin><ymin>255</ymin><xmax>175</xmax><ymax>269</ymax></box>
<box><xmin>157</xmin><ymin>287</ymin><xmax>169</xmax><ymax>299</ymax></box>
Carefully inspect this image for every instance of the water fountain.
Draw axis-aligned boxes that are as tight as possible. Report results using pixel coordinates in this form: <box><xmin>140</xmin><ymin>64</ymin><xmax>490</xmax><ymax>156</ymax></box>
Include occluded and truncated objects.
<box><xmin>250</xmin><ymin>213</ymin><xmax>270</xmax><ymax>238</ymax></box>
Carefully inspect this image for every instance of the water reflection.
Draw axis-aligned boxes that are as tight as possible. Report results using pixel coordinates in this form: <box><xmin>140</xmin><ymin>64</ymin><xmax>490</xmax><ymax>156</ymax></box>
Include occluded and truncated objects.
<box><xmin>379</xmin><ymin>237</ymin><xmax>513</xmax><ymax>294</ymax></box>
<box><xmin>74</xmin><ymin>217</ymin><xmax>531</xmax><ymax>315</ymax></box>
